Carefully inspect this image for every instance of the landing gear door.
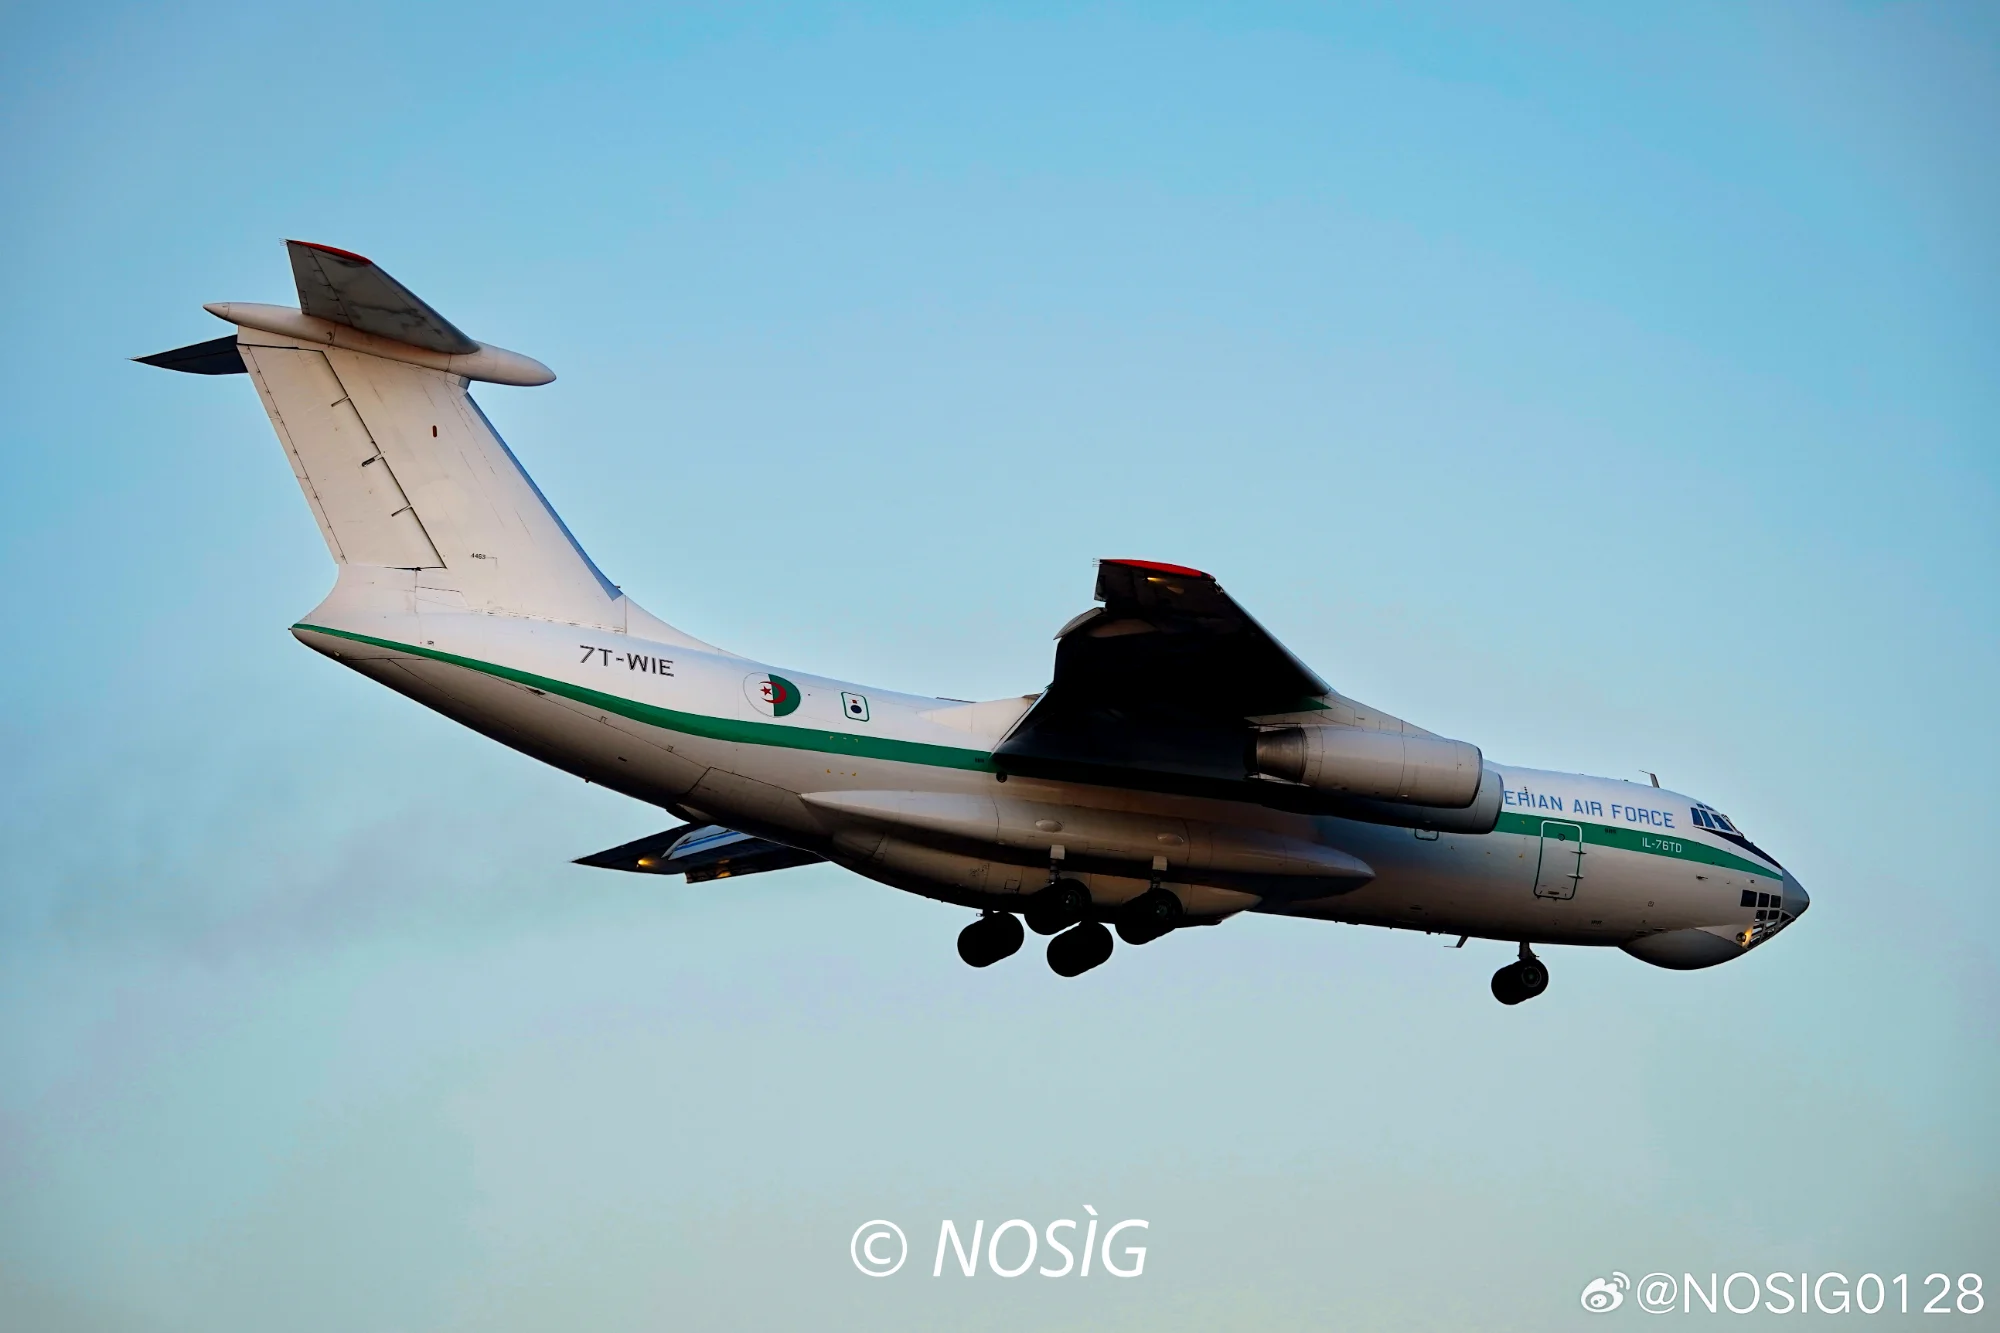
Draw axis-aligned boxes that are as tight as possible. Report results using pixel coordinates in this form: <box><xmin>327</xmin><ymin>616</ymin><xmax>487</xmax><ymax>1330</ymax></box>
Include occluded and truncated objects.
<box><xmin>1533</xmin><ymin>820</ymin><xmax>1584</xmax><ymax>900</ymax></box>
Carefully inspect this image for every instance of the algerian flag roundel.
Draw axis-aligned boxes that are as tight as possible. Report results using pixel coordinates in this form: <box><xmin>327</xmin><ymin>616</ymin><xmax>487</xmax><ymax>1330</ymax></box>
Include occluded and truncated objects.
<box><xmin>743</xmin><ymin>672</ymin><xmax>802</xmax><ymax>718</ymax></box>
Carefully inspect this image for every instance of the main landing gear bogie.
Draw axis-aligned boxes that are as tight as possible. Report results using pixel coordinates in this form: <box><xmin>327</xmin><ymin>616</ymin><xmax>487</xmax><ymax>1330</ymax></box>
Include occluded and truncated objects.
<box><xmin>957</xmin><ymin>906</ymin><xmax>1118</xmax><ymax>978</ymax></box>
<box><xmin>957</xmin><ymin>883</ymin><xmax>1188</xmax><ymax>978</ymax></box>
<box><xmin>1491</xmin><ymin>944</ymin><xmax>1550</xmax><ymax>1006</ymax></box>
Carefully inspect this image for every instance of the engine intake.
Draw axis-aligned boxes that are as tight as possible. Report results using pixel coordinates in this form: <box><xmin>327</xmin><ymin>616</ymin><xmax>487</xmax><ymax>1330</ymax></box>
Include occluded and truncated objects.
<box><xmin>1251</xmin><ymin>725</ymin><xmax>1484</xmax><ymax>808</ymax></box>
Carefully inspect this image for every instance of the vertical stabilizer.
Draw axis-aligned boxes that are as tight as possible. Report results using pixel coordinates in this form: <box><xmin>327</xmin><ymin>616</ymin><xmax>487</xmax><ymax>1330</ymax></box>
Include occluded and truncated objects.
<box><xmin>206</xmin><ymin>242</ymin><xmax>635</xmax><ymax>632</ymax></box>
<box><xmin>238</xmin><ymin>337</ymin><xmax>448</xmax><ymax>570</ymax></box>
<box><xmin>235</xmin><ymin>328</ymin><xmax>623</xmax><ymax>627</ymax></box>
<box><xmin>141</xmin><ymin>242</ymin><xmax>721</xmax><ymax>647</ymax></box>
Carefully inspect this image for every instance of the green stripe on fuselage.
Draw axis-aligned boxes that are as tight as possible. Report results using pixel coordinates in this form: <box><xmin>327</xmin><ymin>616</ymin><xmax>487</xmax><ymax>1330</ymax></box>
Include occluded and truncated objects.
<box><xmin>1493</xmin><ymin>811</ymin><xmax>1778</xmax><ymax>880</ymax></box>
<box><xmin>296</xmin><ymin>624</ymin><xmax>996</xmax><ymax>772</ymax></box>
<box><xmin>300</xmin><ymin>625</ymin><xmax>1780</xmax><ymax>879</ymax></box>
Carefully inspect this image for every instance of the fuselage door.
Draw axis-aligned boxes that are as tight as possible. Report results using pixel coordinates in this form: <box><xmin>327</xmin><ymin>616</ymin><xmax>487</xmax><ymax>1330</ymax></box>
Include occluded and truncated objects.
<box><xmin>1533</xmin><ymin>820</ymin><xmax>1584</xmax><ymax>900</ymax></box>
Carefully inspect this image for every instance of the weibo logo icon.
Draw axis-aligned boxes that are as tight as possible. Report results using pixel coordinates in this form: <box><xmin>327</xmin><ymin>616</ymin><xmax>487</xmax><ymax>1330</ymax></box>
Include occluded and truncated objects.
<box><xmin>1581</xmin><ymin>1272</ymin><xmax>1630</xmax><ymax>1312</ymax></box>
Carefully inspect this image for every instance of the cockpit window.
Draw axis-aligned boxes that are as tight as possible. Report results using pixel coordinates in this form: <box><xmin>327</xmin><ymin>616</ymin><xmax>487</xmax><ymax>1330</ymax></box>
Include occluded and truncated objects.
<box><xmin>1690</xmin><ymin>802</ymin><xmax>1739</xmax><ymax>834</ymax></box>
<box><xmin>1692</xmin><ymin>800</ymin><xmax>1785</xmax><ymax>873</ymax></box>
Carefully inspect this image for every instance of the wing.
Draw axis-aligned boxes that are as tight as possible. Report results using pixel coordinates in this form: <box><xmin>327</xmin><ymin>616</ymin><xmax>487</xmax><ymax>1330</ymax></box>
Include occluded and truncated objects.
<box><xmin>286</xmin><ymin>240</ymin><xmax>480</xmax><ymax>354</ymax></box>
<box><xmin>575</xmin><ymin>823</ymin><xmax>825</xmax><ymax>883</ymax></box>
<box><xmin>994</xmin><ymin>559</ymin><xmax>1330</xmax><ymax>788</ymax></box>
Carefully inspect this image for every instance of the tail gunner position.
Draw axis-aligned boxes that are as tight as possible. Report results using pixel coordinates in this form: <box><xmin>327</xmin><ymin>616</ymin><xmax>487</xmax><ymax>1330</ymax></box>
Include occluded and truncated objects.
<box><xmin>142</xmin><ymin>242</ymin><xmax>1809</xmax><ymax>1004</ymax></box>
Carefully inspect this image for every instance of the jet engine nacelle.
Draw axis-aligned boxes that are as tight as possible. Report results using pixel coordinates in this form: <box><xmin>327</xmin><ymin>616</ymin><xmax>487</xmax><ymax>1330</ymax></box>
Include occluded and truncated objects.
<box><xmin>1251</xmin><ymin>725</ymin><xmax>1484</xmax><ymax>808</ymax></box>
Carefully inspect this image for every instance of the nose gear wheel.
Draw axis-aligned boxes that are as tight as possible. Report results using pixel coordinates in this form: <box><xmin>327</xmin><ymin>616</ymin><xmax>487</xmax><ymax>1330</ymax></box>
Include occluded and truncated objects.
<box><xmin>1490</xmin><ymin>944</ymin><xmax>1550</xmax><ymax>1005</ymax></box>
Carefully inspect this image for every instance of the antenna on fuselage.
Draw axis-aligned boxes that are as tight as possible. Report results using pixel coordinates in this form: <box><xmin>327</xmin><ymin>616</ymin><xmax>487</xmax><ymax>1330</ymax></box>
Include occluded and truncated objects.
<box><xmin>1645</xmin><ymin>771</ymin><xmax>1660</xmax><ymax>788</ymax></box>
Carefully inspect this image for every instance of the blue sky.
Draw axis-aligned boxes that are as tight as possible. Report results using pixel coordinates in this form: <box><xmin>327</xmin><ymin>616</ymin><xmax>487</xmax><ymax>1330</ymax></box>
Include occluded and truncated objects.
<box><xmin>1</xmin><ymin>3</ymin><xmax>1995</xmax><ymax>1328</ymax></box>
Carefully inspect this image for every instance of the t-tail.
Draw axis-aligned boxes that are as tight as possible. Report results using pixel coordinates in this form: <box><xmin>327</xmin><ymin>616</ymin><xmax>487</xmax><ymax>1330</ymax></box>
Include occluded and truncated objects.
<box><xmin>139</xmin><ymin>240</ymin><xmax>698</xmax><ymax>646</ymax></box>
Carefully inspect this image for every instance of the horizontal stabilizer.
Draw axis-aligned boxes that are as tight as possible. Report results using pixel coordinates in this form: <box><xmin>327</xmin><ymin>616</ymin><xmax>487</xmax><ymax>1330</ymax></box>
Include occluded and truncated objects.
<box><xmin>576</xmin><ymin>823</ymin><xmax>824</xmax><ymax>883</ymax></box>
<box><xmin>287</xmin><ymin>240</ymin><xmax>478</xmax><ymax>354</ymax></box>
<box><xmin>135</xmin><ymin>335</ymin><xmax>246</xmax><ymax>375</ymax></box>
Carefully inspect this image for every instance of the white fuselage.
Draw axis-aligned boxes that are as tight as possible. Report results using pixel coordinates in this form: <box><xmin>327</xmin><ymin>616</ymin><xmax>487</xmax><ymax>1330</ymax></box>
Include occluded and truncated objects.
<box><xmin>294</xmin><ymin>579</ymin><xmax>1795</xmax><ymax>961</ymax></box>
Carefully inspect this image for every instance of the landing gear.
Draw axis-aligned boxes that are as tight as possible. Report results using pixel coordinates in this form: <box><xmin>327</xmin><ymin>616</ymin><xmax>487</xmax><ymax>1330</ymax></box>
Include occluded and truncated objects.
<box><xmin>1046</xmin><ymin>921</ymin><xmax>1115</xmax><ymax>977</ymax></box>
<box><xmin>1115</xmin><ymin>887</ymin><xmax>1184</xmax><ymax>945</ymax></box>
<box><xmin>1024</xmin><ymin>879</ymin><xmax>1091</xmax><ymax>936</ymax></box>
<box><xmin>957</xmin><ymin>911</ymin><xmax>1024</xmax><ymax>968</ymax></box>
<box><xmin>1490</xmin><ymin>944</ymin><xmax>1550</xmax><ymax>1005</ymax></box>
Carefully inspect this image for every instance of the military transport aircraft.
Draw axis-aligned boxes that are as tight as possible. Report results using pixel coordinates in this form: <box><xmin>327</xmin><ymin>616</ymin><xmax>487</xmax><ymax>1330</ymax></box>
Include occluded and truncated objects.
<box><xmin>142</xmin><ymin>242</ymin><xmax>1808</xmax><ymax>1003</ymax></box>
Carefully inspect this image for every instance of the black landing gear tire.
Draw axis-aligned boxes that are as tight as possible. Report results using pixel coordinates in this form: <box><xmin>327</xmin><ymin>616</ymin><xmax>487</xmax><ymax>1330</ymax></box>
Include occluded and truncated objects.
<box><xmin>1490</xmin><ymin>958</ymin><xmax>1551</xmax><ymax>1005</ymax></box>
<box><xmin>957</xmin><ymin>912</ymin><xmax>1025</xmax><ymax>968</ymax></box>
<box><xmin>1046</xmin><ymin>921</ymin><xmax>1115</xmax><ymax>977</ymax></box>
<box><xmin>1024</xmin><ymin>879</ymin><xmax>1092</xmax><ymax>936</ymax></box>
<box><xmin>1115</xmin><ymin>888</ymin><xmax>1184</xmax><ymax>946</ymax></box>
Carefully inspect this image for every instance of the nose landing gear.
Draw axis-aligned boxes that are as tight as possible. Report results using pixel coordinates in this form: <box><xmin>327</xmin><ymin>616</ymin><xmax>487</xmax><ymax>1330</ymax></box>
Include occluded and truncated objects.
<box><xmin>1491</xmin><ymin>944</ymin><xmax>1550</xmax><ymax>1005</ymax></box>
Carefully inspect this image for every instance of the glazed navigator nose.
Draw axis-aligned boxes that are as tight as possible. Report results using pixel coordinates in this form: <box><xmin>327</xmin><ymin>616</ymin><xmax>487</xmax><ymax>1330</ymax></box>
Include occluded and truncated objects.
<box><xmin>1780</xmin><ymin>870</ymin><xmax>1810</xmax><ymax>920</ymax></box>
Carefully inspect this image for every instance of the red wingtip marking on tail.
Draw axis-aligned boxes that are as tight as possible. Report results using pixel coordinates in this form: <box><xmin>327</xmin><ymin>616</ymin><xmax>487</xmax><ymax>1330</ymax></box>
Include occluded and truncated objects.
<box><xmin>1102</xmin><ymin>558</ymin><xmax>1212</xmax><ymax>580</ymax></box>
<box><xmin>288</xmin><ymin>240</ymin><xmax>374</xmax><ymax>265</ymax></box>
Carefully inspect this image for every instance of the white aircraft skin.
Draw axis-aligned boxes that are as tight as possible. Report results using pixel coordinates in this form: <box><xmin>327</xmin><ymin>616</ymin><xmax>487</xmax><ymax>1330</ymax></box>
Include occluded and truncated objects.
<box><xmin>144</xmin><ymin>242</ymin><xmax>1809</xmax><ymax>1002</ymax></box>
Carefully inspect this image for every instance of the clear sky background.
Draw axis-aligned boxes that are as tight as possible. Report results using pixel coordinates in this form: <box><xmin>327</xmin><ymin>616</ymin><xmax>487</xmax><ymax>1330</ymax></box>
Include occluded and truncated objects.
<box><xmin>2</xmin><ymin>3</ymin><xmax>1995</xmax><ymax>1329</ymax></box>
